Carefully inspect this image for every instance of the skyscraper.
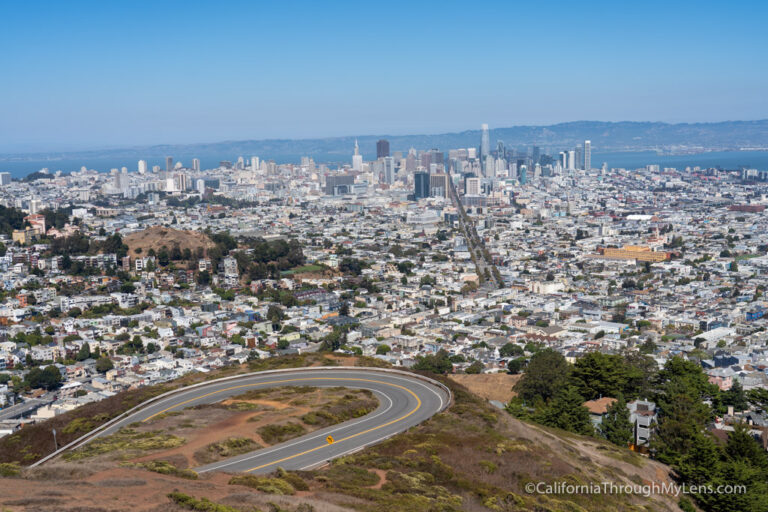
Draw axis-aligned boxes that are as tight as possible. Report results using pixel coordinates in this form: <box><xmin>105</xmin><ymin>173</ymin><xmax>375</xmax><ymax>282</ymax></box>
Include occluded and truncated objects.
<box><xmin>532</xmin><ymin>146</ymin><xmax>540</xmax><ymax>165</ymax></box>
<box><xmin>575</xmin><ymin>146</ymin><xmax>582</xmax><ymax>171</ymax></box>
<box><xmin>165</xmin><ymin>156</ymin><xmax>173</xmax><ymax>173</ymax></box>
<box><xmin>584</xmin><ymin>140</ymin><xmax>591</xmax><ymax>170</ymax></box>
<box><xmin>137</xmin><ymin>160</ymin><xmax>147</xmax><ymax>174</ymax></box>
<box><xmin>414</xmin><ymin>172</ymin><xmax>429</xmax><ymax>199</ymax></box>
<box><xmin>192</xmin><ymin>158</ymin><xmax>201</xmax><ymax>172</ymax></box>
<box><xmin>383</xmin><ymin>156</ymin><xmax>395</xmax><ymax>184</ymax></box>
<box><xmin>376</xmin><ymin>139</ymin><xmax>390</xmax><ymax>159</ymax></box>
<box><xmin>352</xmin><ymin>139</ymin><xmax>363</xmax><ymax>171</ymax></box>
<box><xmin>480</xmin><ymin>124</ymin><xmax>490</xmax><ymax>174</ymax></box>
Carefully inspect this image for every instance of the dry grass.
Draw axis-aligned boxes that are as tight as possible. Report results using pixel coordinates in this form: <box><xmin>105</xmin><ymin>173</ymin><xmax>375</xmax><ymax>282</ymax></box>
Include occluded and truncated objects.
<box><xmin>123</xmin><ymin>226</ymin><xmax>215</xmax><ymax>257</ymax></box>
<box><xmin>447</xmin><ymin>373</ymin><xmax>520</xmax><ymax>403</ymax></box>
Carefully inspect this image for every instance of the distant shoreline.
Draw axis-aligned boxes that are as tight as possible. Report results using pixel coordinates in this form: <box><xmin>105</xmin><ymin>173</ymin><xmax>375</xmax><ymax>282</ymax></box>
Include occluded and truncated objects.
<box><xmin>2</xmin><ymin>149</ymin><xmax>768</xmax><ymax>180</ymax></box>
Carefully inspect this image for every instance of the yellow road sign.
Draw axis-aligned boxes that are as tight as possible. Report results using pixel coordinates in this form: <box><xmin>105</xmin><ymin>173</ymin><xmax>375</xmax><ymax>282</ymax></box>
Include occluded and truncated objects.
<box><xmin>326</xmin><ymin>435</ymin><xmax>334</xmax><ymax>444</ymax></box>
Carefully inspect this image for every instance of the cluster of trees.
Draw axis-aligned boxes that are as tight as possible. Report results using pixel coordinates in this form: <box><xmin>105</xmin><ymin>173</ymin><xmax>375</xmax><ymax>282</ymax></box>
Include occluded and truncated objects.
<box><xmin>236</xmin><ymin>237</ymin><xmax>305</xmax><ymax>281</ymax></box>
<box><xmin>0</xmin><ymin>205</ymin><xmax>26</xmax><ymax>237</ymax></box>
<box><xmin>508</xmin><ymin>351</ymin><xmax>768</xmax><ymax>511</ymax></box>
<box><xmin>51</xmin><ymin>232</ymin><xmax>129</xmax><ymax>260</ymax></box>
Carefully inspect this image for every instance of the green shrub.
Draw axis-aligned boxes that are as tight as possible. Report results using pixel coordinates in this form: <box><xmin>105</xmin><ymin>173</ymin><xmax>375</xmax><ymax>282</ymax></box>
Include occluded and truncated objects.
<box><xmin>257</xmin><ymin>423</ymin><xmax>305</xmax><ymax>444</ymax></box>
<box><xmin>228</xmin><ymin>474</ymin><xmax>295</xmax><ymax>495</ymax></box>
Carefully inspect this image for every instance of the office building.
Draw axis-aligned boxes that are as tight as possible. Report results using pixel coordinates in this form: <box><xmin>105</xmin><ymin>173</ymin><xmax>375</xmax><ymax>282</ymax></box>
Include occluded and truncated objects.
<box><xmin>0</xmin><ymin>172</ymin><xmax>11</xmax><ymax>185</ymax></box>
<box><xmin>430</xmin><ymin>173</ymin><xmax>448</xmax><ymax>197</ymax></box>
<box><xmin>383</xmin><ymin>156</ymin><xmax>395</xmax><ymax>185</ymax></box>
<box><xmin>519</xmin><ymin>165</ymin><xmax>528</xmax><ymax>185</ymax></box>
<box><xmin>325</xmin><ymin>175</ymin><xmax>355</xmax><ymax>195</ymax></box>
<box><xmin>192</xmin><ymin>158</ymin><xmax>200</xmax><ymax>172</ymax></box>
<box><xmin>480</xmin><ymin>123</ymin><xmax>490</xmax><ymax>161</ymax></box>
<box><xmin>584</xmin><ymin>140</ymin><xmax>591</xmax><ymax>170</ymax></box>
<box><xmin>414</xmin><ymin>172</ymin><xmax>430</xmax><ymax>199</ymax></box>
<box><xmin>165</xmin><ymin>156</ymin><xmax>173</xmax><ymax>173</ymax></box>
<box><xmin>352</xmin><ymin>139</ymin><xmax>363</xmax><ymax>171</ymax></box>
<box><xmin>532</xmin><ymin>146</ymin><xmax>540</xmax><ymax>165</ymax></box>
<box><xmin>465</xmin><ymin>177</ymin><xmax>481</xmax><ymax>195</ymax></box>
<box><xmin>376</xmin><ymin>139</ymin><xmax>390</xmax><ymax>159</ymax></box>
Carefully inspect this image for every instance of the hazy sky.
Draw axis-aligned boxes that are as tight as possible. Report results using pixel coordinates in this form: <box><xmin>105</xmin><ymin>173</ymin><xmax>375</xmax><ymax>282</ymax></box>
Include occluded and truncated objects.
<box><xmin>1</xmin><ymin>0</ymin><xmax>767</xmax><ymax>152</ymax></box>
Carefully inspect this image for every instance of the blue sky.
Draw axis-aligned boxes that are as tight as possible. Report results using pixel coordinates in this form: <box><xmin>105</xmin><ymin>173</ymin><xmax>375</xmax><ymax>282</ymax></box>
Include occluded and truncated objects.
<box><xmin>1</xmin><ymin>0</ymin><xmax>766</xmax><ymax>152</ymax></box>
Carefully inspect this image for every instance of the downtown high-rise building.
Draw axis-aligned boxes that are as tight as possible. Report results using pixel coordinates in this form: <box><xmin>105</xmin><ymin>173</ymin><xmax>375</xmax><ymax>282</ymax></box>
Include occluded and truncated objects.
<box><xmin>137</xmin><ymin>160</ymin><xmax>147</xmax><ymax>174</ymax></box>
<box><xmin>192</xmin><ymin>158</ymin><xmax>201</xmax><ymax>172</ymax></box>
<box><xmin>376</xmin><ymin>139</ymin><xmax>390</xmax><ymax>159</ymax></box>
<box><xmin>383</xmin><ymin>156</ymin><xmax>395</xmax><ymax>184</ymax></box>
<box><xmin>414</xmin><ymin>172</ymin><xmax>429</xmax><ymax>199</ymax></box>
<box><xmin>480</xmin><ymin>124</ymin><xmax>490</xmax><ymax>175</ymax></box>
<box><xmin>165</xmin><ymin>156</ymin><xmax>173</xmax><ymax>173</ymax></box>
<box><xmin>584</xmin><ymin>140</ymin><xmax>591</xmax><ymax>170</ymax></box>
<box><xmin>352</xmin><ymin>139</ymin><xmax>363</xmax><ymax>171</ymax></box>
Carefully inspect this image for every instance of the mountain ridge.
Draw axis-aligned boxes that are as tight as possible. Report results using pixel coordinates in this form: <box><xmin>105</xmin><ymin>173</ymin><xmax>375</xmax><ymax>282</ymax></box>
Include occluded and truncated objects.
<box><xmin>3</xmin><ymin>119</ymin><xmax>768</xmax><ymax>163</ymax></box>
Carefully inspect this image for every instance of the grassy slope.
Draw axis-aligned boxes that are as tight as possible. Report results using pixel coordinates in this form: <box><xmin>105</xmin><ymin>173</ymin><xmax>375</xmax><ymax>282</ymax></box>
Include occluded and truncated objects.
<box><xmin>291</xmin><ymin>375</ymin><xmax>681</xmax><ymax>512</ymax></box>
<box><xmin>0</xmin><ymin>353</ymin><xmax>379</xmax><ymax>466</ymax></box>
<box><xmin>2</xmin><ymin>355</ymin><xmax>683</xmax><ymax>511</ymax></box>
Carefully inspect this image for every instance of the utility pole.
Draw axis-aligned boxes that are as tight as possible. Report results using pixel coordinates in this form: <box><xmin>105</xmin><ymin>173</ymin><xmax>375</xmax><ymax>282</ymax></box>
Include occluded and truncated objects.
<box><xmin>52</xmin><ymin>428</ymin><xmax>58</xmax><ymax>451</ymax></box>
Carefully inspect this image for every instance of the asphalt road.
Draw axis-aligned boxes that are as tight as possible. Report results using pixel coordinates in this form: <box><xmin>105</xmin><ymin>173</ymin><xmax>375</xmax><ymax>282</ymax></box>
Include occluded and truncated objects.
<box><xmin>72</xmin><ymin>368</ymin><xmax>450</xmax><ymax>474</ymax></box>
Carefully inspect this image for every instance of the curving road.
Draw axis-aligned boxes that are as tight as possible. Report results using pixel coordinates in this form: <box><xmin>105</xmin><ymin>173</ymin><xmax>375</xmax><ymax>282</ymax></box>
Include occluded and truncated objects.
<box><xmin>44</xmin><ymin>368</ymin><xmax>451</xmax><ymax>474</ymax></box>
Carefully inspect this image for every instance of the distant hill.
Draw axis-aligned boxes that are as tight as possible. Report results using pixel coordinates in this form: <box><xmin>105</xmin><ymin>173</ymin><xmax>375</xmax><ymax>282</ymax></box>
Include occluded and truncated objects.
<box><xmin>3</xmin><ymin>120</ymin><xmax>768</xmax><ymax>164</ymax></box>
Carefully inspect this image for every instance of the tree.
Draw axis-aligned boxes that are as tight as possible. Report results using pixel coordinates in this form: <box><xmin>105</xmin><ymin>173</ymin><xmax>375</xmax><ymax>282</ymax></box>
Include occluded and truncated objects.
<box><xmin>197</xmin><ymin>270</ymin><xmax>211</xmax><ymax>286</ymax></box>
<box><xmin>601</xmin><ymin>393</ymin><xmax>633</xmax><ymax>447</ymax></box>
<box><xmin>723</xmin><ymin>378</ymin><xmax>749</xmax><ymax>412</ymax></box>
<box><xmin>499</xmin><ymin>342</ymin><xmax>524</xmax><ymax>358</ymax></box>
<box><xmin>339</xmin><ymin>301</ymin><xmax>350</xmax><ymax>316</ymax></box>
<box><xmin>75</xmin><ymin>342</ymin><xmax>91</xmax><ymax>361</ymax></box>
<box><xmin>25</xmin><ymin>366</ymin><xmax>62</xmax><ymax>391</ymax></box>
<box><xmin>146</xmin><ymin>342</ymin><xmax>159</xmax><ymax>354</ymax></box>
<box><xmin>747</xmin><ymin>388</ymin><xmax>768</xmax><ymax>410</ymax></box>
<box><xmin>570</xmin><ymin>352</ymin><xmax>629</xmax><ymax>401</ymax></box>
<box><xmin>534</xmin><ymin>385</ymin><xmax>594</xmax><ymax>435</ymax></box>
<box><xmin>412</xmin><ymin>350</ymin><xmax>453</xmax><ymax>374</ymax></box>
<box><xmin>507</xmin><ymin>357</ymin><xmax>525</xmax><ymax>374</ymax></box>
<box><xmin>267</xmin><ymin>305</ymin><xmax>285</xmax><ymax>327</ymax></box>
<box><xmin>465</xmin><ymin>361</ymin><xmax>484</xmax><ymax>374</ymax></box>
<box><xmin>514</xmin><ymin>348</ymin><xmax>570</xmax><ymax>403</ymax></box>
<box><xmin>653</xmin><ymin>377</ymin><xmax>715</xmax><ymax>466</ymax></box>
<box><xmin>95</xmin><ymin>357</ymin><xmax>114</xmax><ymax>373</ymax></box>
<box><xmin>375</xmin><ymin>344</ymin><xmax>391</xmax><ymax>355</ymax></box>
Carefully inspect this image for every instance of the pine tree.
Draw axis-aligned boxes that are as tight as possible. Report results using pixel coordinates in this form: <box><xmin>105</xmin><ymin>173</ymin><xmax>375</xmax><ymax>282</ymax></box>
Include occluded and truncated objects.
<box><xmin>601</xmin><ymin>393</ymin><xmax>633</xmax><ymax>447</ymax></box>
<box><xmin>534</xmin><ymin>385</ymin><xmax>594</xmax><ymax>435</ymax></box>
<box><xmin>75</xmin><ymin>342</ymin><xmax>91</xmax><ymax>361</ymax></box>
<box><xmin>723</xmin><ymin>379</ymin><xmax>749</xmax><ymax>412</ymax></box>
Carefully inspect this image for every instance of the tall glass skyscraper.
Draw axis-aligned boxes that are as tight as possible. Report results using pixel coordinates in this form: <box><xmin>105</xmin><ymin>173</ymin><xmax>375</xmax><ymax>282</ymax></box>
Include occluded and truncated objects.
<box><xmin>584</xmin><ymin>140</ymin><xmax>591</xmax><ymax>170</ymax></box>
<box><xmin>480</xmin><ymin>123</ymin><xmax>490</xmax><ymax>176</ymax></box>
<box><xmin>414</xmin><ymin>172</ymin><xmax>430</xmax><ymax>199</ymax></box>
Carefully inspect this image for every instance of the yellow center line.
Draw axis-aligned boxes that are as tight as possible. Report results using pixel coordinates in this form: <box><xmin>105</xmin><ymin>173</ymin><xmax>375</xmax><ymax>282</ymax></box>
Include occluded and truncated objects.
<box><xmin>138</xmin><ymin>376</ymin><xmax>422</xmax><ymax>472</ymax></box>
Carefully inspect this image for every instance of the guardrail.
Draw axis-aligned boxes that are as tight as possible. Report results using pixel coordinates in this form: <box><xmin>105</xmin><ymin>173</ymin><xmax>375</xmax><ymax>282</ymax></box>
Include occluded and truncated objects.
<box><xmin>30</xmin><ymin>366</ymin><xmax>452</xmax><ymax>467</ymax></box>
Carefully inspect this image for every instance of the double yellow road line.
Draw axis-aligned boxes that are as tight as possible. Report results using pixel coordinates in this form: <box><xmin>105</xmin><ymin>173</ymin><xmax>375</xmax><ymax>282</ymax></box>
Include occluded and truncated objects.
<box><xmin>141</xmin><ymin>376</ymin><xmax>421</xmax><ymax>472</ymax></box>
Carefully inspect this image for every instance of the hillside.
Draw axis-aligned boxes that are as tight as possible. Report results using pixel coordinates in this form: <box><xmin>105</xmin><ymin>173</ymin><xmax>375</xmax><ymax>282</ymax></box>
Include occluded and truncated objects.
<box><xmin>0</xmin><ymin>355</ymin><xmax>684</xmax><ymax>512</ymax></box>
<box><xmin>123</xmin><ymin>226</ymin><xmax>215</xmax><ymax>258</ymax></box>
